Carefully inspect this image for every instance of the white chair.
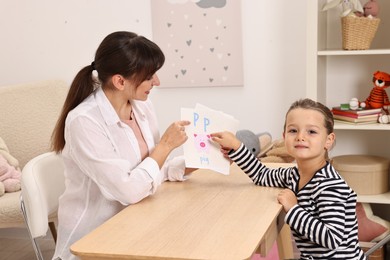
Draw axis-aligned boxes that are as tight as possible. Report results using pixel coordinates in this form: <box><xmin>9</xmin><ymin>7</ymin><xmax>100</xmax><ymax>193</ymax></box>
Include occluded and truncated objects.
<box><xmin>0</xmin><ymin>80</ymin><xmax>68</xmax><ymax>229</ymax></box>
<box><xmin>20</xmin><ymin>152</ymin><xmax>65</xmax><ymax>260</ymax></box>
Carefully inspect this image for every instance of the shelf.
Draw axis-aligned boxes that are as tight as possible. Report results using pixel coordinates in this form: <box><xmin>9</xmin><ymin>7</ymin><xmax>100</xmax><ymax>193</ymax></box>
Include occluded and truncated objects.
<box><xmin>309</xmin><ymin>0</ymin><xmax>390</xmax><ymax>209</ymax></box>
<box><xmin>358</xmin><ymin>191</ymin><xmax>390</xmax><ymax>204</ymax></box>
<box><xmin>318</xmin><ymin>49</ymin><xmax>390</xmax><ymax>56</ymax></box>
<box><xmin>334</xmin><ymin>121</ymin><xmax>390</xmax><ymax>131</ymax></box>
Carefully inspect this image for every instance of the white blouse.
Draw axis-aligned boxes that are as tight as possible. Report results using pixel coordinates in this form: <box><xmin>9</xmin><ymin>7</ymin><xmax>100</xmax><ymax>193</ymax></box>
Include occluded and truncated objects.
<box><xmin>53</xmin><ymin>87</ymin><xmax>186</xmax><ymax>260</ymax></box>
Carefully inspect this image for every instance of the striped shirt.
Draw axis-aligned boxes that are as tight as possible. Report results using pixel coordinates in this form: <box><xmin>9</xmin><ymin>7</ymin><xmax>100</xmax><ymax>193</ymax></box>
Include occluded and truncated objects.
<box><xmin>229</xmin><ymin>144</ymin><xmax>367</xmax><ymax>260</ymax></box>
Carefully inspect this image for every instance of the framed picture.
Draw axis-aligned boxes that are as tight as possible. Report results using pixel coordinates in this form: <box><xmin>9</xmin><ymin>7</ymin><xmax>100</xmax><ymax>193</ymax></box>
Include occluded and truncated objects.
<box><xmin>151</xmin><ymin>0</ymin><xmax>243</xmax><ymax>88</ymax></box>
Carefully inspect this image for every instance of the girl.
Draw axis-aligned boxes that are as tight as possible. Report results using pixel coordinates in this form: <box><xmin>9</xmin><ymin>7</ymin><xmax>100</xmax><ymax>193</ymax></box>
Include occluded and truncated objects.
<box><xmin>211</xmin><ymin>98</ymin><xmax>366</xmax><ymax>260</ymax></box>
<box><xmin>51</xmin><ymin>31</ymin><xmax>195</xmax><ymax>260</ymax></box>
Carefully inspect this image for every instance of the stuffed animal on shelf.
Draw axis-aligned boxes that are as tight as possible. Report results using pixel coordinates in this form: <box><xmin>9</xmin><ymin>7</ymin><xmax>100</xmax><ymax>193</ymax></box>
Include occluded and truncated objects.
<box><xmin>363</xmin><ymin>71</ymin><xmax>390</xmax><ymax>113</ymax></box>
<box><xmin>321</xmin><ymin>0</ymin><xmax>364</xmax><ymax>17</ymax></box>
<box><xmin>349</xmin><ymin>97</ymin><xmax>366</xmax><ymax>110</ymax></box>
<box><xmin>378</xmin><ymin>114</ymin><xmax>390</xmax><ymax>124</ymax></box>
<box><xmin>363</xmin><ymin>0</ymin><xmax>379</xmax><ymax>17</ymax></box>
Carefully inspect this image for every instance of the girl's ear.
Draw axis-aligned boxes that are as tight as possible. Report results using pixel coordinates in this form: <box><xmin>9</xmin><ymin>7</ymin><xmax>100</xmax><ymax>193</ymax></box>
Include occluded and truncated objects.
<box><xmin>325</xmin><ymin>132</ymin><xmax>336</xmax><ymax>150</ymax></box>
<box><xmin>111</xmin><ymin>74</ymin><xmax>125</xmax><ymax>91</ymax></box>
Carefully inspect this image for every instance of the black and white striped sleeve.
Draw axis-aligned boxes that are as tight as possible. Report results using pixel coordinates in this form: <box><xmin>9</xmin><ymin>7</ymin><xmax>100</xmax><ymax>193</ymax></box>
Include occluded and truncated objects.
<box><xmin>229</xmin><ymin>143</ymin><xmax>290</xmax><ymax>188</ymax></box>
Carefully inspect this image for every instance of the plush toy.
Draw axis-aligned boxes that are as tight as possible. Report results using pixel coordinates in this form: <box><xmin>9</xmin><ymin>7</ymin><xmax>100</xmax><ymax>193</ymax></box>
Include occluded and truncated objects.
<box><xmin>379</xmin><ymin>114</ymin><xmax>390</xmax><ymax>124</ymax></box>
<box><xmin>0</xmin><ymin>182</ymin><xmax>5</xmax><ymax>197</ymax></box>
<box><xmin>236</xmin><ymin>130</ymin><xmax>295</xmax><ymax>163</ymax></box>
<box><xmin>0</xmin><ymin>137</ymin><xmax>22</xmax><ymax>196</ymax></box>
<box><xmin>321</xmin><ymin>0</ymin><xmax>364</xmax><ymax>17</ymax></box>
<box><xmin>236</xmin><ymin>130</ymin><xmax>272</xmax><ymax>158</ymax></box>
<box><xmin>349</xmin><ymin>97</ymin><xmax>366</xmax><ymax>110</ymax></box>
<box><xmin>363</xmin><ymin>71</ymin><xmax>390</xmax><ymax>112</ymax></box>
<box><xmin>260</xmin><ymin>139</ymin><xmax>295</xmax><ymax>164</ymax></box>
<box><xmin>0</xmin><ymin>154</ymin><xmax>21</xmax><ymax>196</ymax></box>
<box><xmin>0</xmin><ymin>137</ymin><xmax>20</xmax><ymax>171</ymax></box>
<box><xmin>363</xmin><ymin>0</ymin><xmax>379</xmax><ymax>17</ymax></box>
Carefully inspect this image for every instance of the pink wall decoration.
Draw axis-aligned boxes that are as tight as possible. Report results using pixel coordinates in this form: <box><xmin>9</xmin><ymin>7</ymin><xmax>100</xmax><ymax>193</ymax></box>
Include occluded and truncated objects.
<box><xmin>151</xmin><ymin>0</ymin><xmax>243</xmax><ymax>88</ymax></box>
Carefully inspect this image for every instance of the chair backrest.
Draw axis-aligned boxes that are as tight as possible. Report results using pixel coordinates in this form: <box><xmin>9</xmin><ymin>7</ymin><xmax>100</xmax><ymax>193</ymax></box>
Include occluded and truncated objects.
<box><xmin>0</xmin><ymin>80</ymin><xmax>68</xmax><ymax>168</ymax></box>
<box><xmin>21</xmin><ymin>152</ymin><xmax>65</xmax><ymax>239</ymax></box>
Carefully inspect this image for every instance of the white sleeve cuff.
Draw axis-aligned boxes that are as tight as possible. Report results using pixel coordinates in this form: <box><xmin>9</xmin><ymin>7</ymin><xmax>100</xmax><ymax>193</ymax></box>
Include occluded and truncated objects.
<box><xmin>166</xmin><ymin>155</ymin><xmax>186</xmax><ymax>182</ymax></box>
<box><xmin>138</xmin><ymin>157</ymin><xmax>163</xmax><ymax>193</ymax></box>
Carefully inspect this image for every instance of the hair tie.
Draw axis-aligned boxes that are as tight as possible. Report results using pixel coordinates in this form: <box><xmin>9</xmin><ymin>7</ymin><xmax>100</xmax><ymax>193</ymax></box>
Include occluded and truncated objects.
<box><xmin>91</xmin><ymin>61</ymin><xmax>96</xmax><ymax>71</ymax></box>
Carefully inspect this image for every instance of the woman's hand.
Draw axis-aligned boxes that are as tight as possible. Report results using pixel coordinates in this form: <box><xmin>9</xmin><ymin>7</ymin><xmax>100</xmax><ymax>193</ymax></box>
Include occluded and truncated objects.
<box><xmin>160</xmin><ymin>120</ymin><xmax>190</xmax><ymax>150</ymax></box>
<box><xmin>151</xmin><ymin>120</ymin><xmax>190</xmax><ymax>168</ymax></box>
<box><xmin>277</xmin><ymin>189</ymin><xmax>297</xmax><ymax>212</ymax></box>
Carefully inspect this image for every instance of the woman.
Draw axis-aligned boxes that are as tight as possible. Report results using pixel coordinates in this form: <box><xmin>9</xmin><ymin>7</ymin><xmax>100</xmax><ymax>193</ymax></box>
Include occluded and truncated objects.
<box><xmin>51</xmin><ymin>31</ymin><xmax>195</xmax><ymax>260</ymax></box>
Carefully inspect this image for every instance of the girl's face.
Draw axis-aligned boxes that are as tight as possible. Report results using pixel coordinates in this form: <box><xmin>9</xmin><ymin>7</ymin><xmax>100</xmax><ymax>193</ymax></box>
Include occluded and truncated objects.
<box><xmin>283</xmin><ymin>108</ymin><xmax>335</xmax><ymax>162</ymax></box>
<box><xmin>126</xmin><ymin>73</ymin><xmax>161</xmax><ymax>101</ymax></box>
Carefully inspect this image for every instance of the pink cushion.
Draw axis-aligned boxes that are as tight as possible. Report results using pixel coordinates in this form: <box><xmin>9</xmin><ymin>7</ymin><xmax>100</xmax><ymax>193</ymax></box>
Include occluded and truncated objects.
<box><xmin>357</xmin><ymin>202</ymin><xmax>390</xmax><ymax>242</ymax></box>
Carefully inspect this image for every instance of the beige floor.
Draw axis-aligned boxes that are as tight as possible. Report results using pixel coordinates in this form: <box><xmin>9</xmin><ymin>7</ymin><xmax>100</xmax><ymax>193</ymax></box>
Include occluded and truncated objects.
<box><xmin>0</xmin><ymin>228</ymin><xmax>55</xmax><ymax>260</ymax></box>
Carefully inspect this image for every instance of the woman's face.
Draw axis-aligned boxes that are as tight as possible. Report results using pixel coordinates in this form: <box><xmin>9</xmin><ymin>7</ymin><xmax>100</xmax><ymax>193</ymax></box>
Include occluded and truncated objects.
<box><xmin>127</xmin><ymin>74</ymin><xmax>160</xmax><ymax>101</ymax></box>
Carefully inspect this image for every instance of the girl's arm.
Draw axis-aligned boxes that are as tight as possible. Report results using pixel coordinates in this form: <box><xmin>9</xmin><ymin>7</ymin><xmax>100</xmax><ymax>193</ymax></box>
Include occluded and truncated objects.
<box><xmin>285</xmin><ymin>183</ymin><xmax>349</xmax><ymax>250</ymax></box>
<box><xmin>228</xmin><ymin>143</ymin><xmax>291</xmax><ymax>188</ymax></box>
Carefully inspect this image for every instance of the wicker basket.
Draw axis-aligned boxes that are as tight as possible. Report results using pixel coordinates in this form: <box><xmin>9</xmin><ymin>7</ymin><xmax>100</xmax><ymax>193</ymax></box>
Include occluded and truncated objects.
<box><xmin>341</xmin><ymin>16</ymin><xmax>380</xmax><ymax>50</ymax></box>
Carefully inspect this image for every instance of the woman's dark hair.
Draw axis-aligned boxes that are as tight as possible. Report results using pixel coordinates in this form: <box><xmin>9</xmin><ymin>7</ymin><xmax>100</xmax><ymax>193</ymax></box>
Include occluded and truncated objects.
<box><xmin>51</xmin><ymin>31</ymin><xmax>165</xmax><ymax>152</ymax></box>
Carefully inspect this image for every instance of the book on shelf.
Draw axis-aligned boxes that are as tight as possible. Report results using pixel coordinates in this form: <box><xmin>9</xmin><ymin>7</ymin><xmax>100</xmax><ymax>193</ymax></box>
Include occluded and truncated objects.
<box><xmin>333</xmin><ymin>114</ymin><xmax>379</xmax><ymax>123</ymax></box>
<box><xmin>332</xmin><ymin>109</ymin><xmax>382</xmax><ymax>118</ymax></box>
<box><xmin>334</xmin><ymin>119</ymin><xmax>378</xmax><ymax>125</ymax></box>
<box><xmin>332</xmin><ymin>107</ymin><xmax>382</xmax><ymax>116</ymax></box>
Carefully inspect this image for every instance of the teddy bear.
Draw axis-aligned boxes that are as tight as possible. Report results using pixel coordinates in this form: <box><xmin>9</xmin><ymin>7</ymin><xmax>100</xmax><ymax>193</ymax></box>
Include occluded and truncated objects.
<box><xmin>260</xmin><ymin>139</ymin><xmax>295</xmax><ymax>163</ymax></box>
<box><xmin>235</xmin><ymin>129</ymin><xmax>295</xmax><ymax>163</ymax></box>
<box><xmin>0</xmin><ymin>136</ymin><xmax>22</xmax><ymax>196</ymax></box>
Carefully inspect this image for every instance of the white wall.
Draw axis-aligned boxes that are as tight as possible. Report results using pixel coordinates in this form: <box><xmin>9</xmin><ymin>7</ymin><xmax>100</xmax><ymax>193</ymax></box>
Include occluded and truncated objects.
<box><xmin>0</xmin><ymin>0</ymin><xmax>307</xmax><ymax>152</ymax></box>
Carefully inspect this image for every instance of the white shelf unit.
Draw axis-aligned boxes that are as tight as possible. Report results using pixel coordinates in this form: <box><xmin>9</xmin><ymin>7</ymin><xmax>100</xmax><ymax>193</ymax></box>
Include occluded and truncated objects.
<box><xmin>358</xmin><ymin>192</ymin><xmax>390</xmax><ymax>204</ymax></box>
<box><xmin>334</xmin><ymin>121</ymin><xmax>390</xmax><ymax>131</ymax></box>
<box><xmin>307</xmin><ymin>0</ymin><xmax>390</xmax><ymax>205</ymax></box>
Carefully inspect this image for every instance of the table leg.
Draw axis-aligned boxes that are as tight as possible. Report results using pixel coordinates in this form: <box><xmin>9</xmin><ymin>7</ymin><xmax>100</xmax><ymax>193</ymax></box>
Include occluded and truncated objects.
<box><xmin>276</xmin><ymin>224</ymin><xmax>294</xmax><ymax>260</ymax></box>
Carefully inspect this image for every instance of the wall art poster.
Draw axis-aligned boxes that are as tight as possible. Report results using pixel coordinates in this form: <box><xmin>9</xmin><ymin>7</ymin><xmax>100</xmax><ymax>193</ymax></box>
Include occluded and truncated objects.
<box><xmin>151</xmin><ymin>0</ymin><xmax>243</xmax><ymax>88</ymax></box>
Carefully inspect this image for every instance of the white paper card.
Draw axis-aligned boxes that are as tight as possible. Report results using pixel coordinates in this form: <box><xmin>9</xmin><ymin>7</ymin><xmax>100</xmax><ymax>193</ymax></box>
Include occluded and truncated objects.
<box><xmin>181</xmin><ymin>104</ymin><xmax>239</xmax><ymax>175</ymax></box>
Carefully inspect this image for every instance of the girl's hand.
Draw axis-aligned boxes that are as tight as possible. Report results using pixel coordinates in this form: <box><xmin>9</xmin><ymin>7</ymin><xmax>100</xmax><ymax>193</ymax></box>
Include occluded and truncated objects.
<box><xmin>220</xmin><ymin>146</ymin><xmax>231</xmax><ymax>160</ymax></box>
<box><xmin>277</xmin><ymin>189</ymin><xmax>297</xmax><ymax>212</ymax></box>
<box><xmin>210</xmin><ymin>131</ymin><xmax>241</xmax><ymax>151</ymax></box>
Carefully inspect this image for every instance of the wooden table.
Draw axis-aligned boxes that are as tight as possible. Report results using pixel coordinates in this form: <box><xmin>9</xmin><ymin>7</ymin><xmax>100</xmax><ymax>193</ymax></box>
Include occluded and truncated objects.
<box><xmin>71</xmin><ymin>163</ymin><xmax>293</xmax><ymax>260</ymax></box>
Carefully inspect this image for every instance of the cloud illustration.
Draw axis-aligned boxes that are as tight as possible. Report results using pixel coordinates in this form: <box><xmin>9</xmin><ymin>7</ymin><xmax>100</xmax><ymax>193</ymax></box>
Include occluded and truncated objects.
<box><xmin>167</xmin><ymin>0</ymin><xmax>200</xmax><ymax>4</ymax></box>
<box><xmin>196</xmin><ymin>0</ymin><xmax>226</xmax><ymax>8</ymax></box>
